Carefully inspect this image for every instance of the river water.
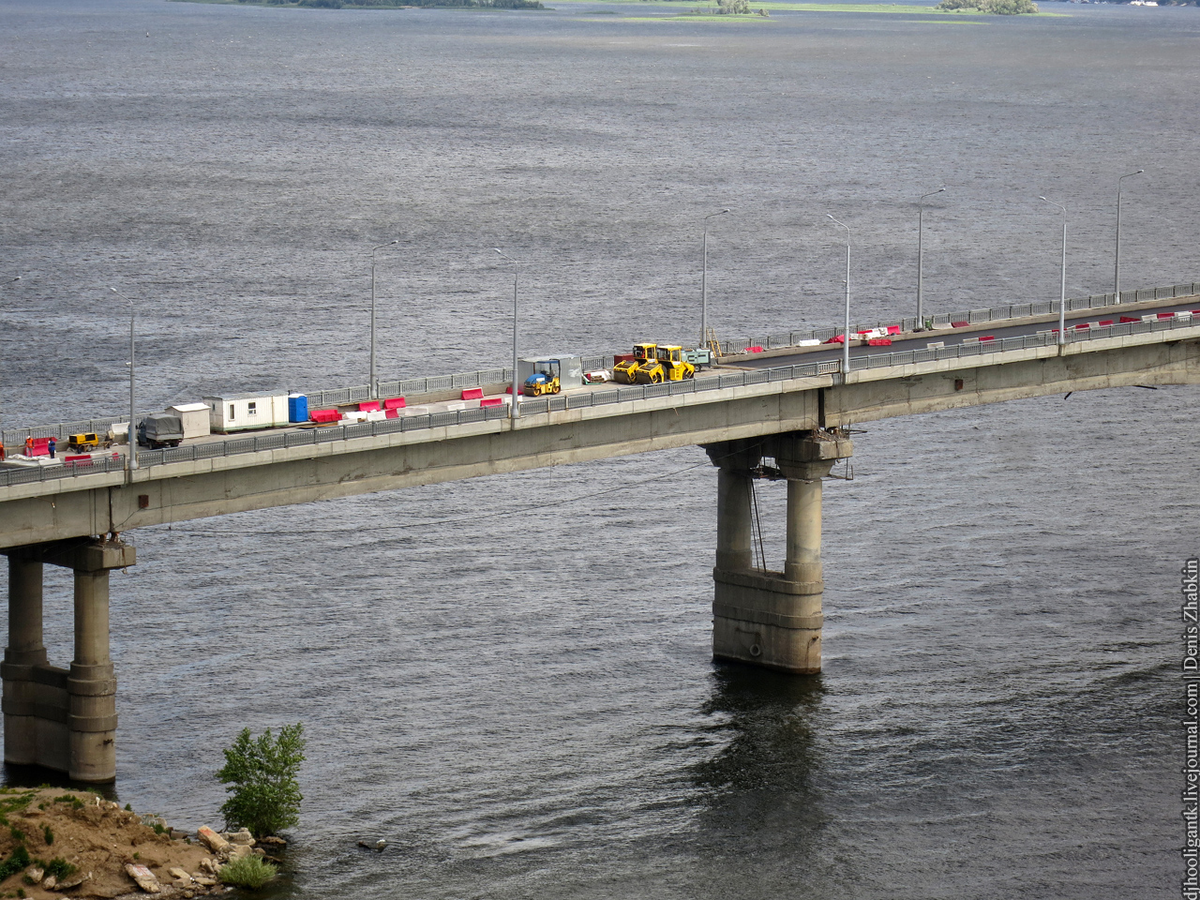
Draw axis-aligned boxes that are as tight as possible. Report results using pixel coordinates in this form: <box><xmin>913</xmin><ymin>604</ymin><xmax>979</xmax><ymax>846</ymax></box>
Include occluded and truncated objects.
<box><xmin>1</xmin><ymin>0</ymin><xmax>1198</xmax><ymax>896</ymax></box>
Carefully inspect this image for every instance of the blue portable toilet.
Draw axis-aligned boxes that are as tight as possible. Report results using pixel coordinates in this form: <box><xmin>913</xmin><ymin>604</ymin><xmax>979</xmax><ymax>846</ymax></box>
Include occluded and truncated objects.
<box><xmin>288</xmin><ymin>393</ymin><xmax>308</xmax><ymax>424</ymax></box>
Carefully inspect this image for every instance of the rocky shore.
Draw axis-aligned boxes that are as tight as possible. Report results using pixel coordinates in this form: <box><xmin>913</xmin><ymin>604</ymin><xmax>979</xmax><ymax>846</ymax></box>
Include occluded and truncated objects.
<box><xmin>0</xmin><ymin>788</ymin><xmax>282</xmax><ymax>899</ymax></box>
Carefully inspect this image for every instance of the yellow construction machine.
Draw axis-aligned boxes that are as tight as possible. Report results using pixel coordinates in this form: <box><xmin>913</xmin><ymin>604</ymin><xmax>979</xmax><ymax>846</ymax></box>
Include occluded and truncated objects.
<box><xmin>634</xmin><ymin>345</ymin><xmax>696</xmax><ymax>384</ymax></box>
<box><xmin>613</xmin><ymin>343</ymin><xmax>656</xmax><ymax>384</ymax></box>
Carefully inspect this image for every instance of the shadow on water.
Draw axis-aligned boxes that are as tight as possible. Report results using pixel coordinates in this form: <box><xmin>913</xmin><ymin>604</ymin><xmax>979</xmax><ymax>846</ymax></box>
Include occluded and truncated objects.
<box><xmin>695</xmin><ymin>662</ymin><xmax>827</xmax><ymax>796</ymax></box>
<box><xmin>686</xmin><ymin>663</ymin><xmax>836</xmax><ymax>890</ymax></box>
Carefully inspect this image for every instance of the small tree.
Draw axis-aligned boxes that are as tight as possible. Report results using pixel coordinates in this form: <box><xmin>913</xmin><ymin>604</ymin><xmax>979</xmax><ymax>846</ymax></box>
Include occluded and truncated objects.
<box><xmin>216</xmin><ymin>723</ymin><xmax>306</xmax><ymax>839</ymax></box>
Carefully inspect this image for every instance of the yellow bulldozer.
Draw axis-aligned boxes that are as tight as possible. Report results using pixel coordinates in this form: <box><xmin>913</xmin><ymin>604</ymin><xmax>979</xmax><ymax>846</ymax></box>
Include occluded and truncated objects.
<box><xmin>613</xmin><ymin>343</ymin><xmax>657</xmax><ymax>384</ymax></box>
<box><xmin>634</xmin><ymin>345</ymin><xmax>696</xmax><ymax>384</ymax></box>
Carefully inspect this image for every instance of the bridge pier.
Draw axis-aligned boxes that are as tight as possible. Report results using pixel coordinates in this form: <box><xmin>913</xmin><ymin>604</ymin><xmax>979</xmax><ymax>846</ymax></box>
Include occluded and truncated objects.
<box><xmin>2</xmin><ymin>538</ymin><xmax>133</xmax><ymax>782</ymax></box>
<box><xmin>705</xmin><ymin>430</ymin><xmax>852</xmax><ymax>674</ymax></box>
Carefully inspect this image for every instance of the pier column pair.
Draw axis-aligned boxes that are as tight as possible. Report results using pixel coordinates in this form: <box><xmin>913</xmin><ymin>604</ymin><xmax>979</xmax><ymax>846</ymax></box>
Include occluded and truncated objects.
<box><xmin>2</xmin><ymin>538</ymin><xmax>133</xmax><ymax>782</ymax></box>
<box><xmin>705</xmin><ymin>430</ymin><xmax>852</xmax><ymax>674</ymax></box>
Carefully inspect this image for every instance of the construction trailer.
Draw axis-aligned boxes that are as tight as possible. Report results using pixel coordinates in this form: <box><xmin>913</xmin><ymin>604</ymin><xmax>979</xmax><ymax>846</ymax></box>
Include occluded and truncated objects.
<box><xmin>203</xmin><ymin>392</ymin><xmax>290</xmax><ymax>434</ymax></box>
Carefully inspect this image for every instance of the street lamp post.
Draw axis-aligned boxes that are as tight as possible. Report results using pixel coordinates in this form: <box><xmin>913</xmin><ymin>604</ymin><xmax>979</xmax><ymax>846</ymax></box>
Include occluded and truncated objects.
<box><xmin>916</xmin><ymin>186</ymin><xmax>945</xmax><ymax>330</ymax></box>
<box><xmin>1040</xmin><ymin>197</ymin><xmax>1067</xmax><ymax>347</ymax></box>
<box><xmin>494</xmin><ymin>249</ymin><xmax>520</xmax><ymax>419</ymax></box>
<box><xmin>109</xmin><ymin>287</ymin><xmax>137</xmax><ymax>472</ymax></box>
<box><xmin>827</xmin><ymin>215</ymin><xmax>852</xmax><ymax>378</ymax></box>
<box><xmin>0</xmin><ymin>277</ymin><xmax>20</xmax><ymax>450</ymax></box>
<box><xmin>1114</xmin><ymin>169</ymin><xmax>1144</xmax><ymax>300</ymax></box>
<box><xmin>370</xmin><ymin>239</ymin><xmax>400</xmax><ymax>399</ymax></box>
<box><xmin>701</xmin><ymin>208</ymin><xmax>730</xmax><ymax>350</ymax></box>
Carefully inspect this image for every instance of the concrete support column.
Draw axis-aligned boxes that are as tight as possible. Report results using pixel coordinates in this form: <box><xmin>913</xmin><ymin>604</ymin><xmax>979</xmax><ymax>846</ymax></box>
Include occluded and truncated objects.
<box><xmin>707</xmin><ymin>439</ymin><xmax>762</xmax><ymax>573</ymax></box>
<box><xmin>7</xmin><ymin>557</ymin><xmax>47</xmax><ymax>664</ymax></box>
<box><xmin>3</xmin><ymin>556</ymin><xmax>51</xmax><ymax>766</ymax></box>
<box><xmin>1</xmin><ymin>538</ymin><xmax>132</xmax><ymax>782</ymax></box>
<box><xmin>785</xmin><ymin>475</ymin><xmax>823</xmax><ymax>588</ymax></box>
<box><xmin>716</xmin><ymin>468</ymin><xmax>754</xmax><ymax>572</ymax></box>
<box><xmin>69</xmin><ymin>566</ymin><xmax>118</xmax><ymax>783</ymax></box>
<box><xmin>705</xmin><ymin>430</ymin><xmax>852</xmax><ymax>675</ymax></box>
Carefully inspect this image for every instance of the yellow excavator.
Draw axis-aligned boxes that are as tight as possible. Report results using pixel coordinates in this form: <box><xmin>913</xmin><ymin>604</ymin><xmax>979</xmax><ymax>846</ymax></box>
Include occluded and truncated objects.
<box><xmin>634</xmin><ymin>345</ymin><xmax>696</xmax><ymax>384</ymax></box>
<box><xmin>613</xmin><ymin>343</ymin><xmax>657</xmax><ymax>384</ymax></box>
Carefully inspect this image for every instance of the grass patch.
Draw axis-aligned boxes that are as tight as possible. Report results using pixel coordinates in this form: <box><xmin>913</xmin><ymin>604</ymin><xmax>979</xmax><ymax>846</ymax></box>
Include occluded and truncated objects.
<box><xmin>218</xmin><ymin>855</ymin><xmax>278</xmax><ymax>889</ymax></box>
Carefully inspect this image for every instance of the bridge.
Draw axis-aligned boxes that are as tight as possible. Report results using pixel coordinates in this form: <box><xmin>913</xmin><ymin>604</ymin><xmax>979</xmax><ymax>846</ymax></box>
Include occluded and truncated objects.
<box><xmin>3</xmin><ymin>284</ymin><xmax>1200</xmax><ymax>781</ymax></box>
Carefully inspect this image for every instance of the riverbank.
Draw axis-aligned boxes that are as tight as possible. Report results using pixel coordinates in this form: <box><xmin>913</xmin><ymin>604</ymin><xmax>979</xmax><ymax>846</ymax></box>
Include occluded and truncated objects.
<box><xmin>0</xmin><ymin>788</ymin><xmax>272</xmax><ymax>899</ymax></box>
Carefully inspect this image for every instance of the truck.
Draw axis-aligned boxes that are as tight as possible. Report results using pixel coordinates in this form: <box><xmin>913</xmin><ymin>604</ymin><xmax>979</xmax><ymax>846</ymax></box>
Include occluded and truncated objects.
<box><xmin>138</xmin><ymin>414</ymin><xmax>184</xmax><ymax>449</ymax></box>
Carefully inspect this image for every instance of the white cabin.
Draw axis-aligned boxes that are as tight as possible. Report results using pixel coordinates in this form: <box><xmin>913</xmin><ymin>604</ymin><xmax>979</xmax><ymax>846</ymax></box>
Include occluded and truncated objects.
<box><xmin>203</xmin><ymin>393</ymin><xmax>289</xmax><ymax>434</ymax></box>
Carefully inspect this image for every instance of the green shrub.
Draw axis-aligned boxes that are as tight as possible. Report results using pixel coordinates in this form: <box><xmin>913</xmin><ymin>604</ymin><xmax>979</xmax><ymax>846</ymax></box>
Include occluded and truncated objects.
<box><xmin>39</xmin><ymin>859</ymin><xmax>74</xmax><ymax>883</ymax></box>
<box><xmin>41</xmin><ymin>826</ymin><xmax>52</xmax><ymax>846</ymax></box>
<box><xmin>216</xmin><ymin>724</ymin><xmax>306</xmax><ymax>839</ymax></box>
<box><xmin>0</xmin><ymin>846</ymin><xmax>31</xmax><ymax>880</ymax></box>
<box><xmin>218</xmin><ymin>855</ymin><xmax>278</xmax><ymax>889</ymax></box>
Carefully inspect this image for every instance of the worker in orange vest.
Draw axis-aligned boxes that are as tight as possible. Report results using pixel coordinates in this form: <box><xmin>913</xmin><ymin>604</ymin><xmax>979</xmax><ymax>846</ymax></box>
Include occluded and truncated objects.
<box><xmin>25</xmin><ymin>436</ymin><xmax>33</xmax><ymax>456</ymax></box>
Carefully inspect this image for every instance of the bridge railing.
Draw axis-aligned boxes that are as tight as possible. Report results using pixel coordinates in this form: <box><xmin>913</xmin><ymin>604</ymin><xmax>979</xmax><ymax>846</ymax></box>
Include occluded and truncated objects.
<box><xmin>3</xmin><ymin>299</ymin><xmax>1199</xmax><ymax>489</ymax></box>
<box><xmin>728</xmin><ymin>281</ymin><xmax>1200</xmax><ymax>354</ymax></box>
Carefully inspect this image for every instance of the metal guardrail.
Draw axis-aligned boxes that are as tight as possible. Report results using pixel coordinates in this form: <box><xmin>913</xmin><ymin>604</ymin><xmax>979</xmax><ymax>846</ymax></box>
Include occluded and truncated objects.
<box><xmin>728</xmin><ymin>281</ymin><xmax>1200</xmax><ymax>355</ymax></box>
<box><xmin>3</xmin><ymin>293</ymin><xmax>1198</xmax><ymax>489</ymax></box>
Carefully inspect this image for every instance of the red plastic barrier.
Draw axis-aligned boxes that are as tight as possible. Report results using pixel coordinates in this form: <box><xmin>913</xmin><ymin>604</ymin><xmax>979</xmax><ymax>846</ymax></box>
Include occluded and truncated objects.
<box><xmin>383</xmin><ymin>397</ymin><xmax>406</xmax><ymax>410</ymax></box>
<box><xmin>1099</xmin><ymin>320</ymin><xmax>1113</xmax><ymax>326</ymax></box>
<box><xmin>1120</xmin><ymin>316</ymin><xmax>1139</xmax><ymax>323</ymax></box>
<box><xmin>310</xmin><ymin>408</ymin><xmax>341</xmax><ymax>424</ymax></box>
<box><xmin>745</xmin><ymin>346</ymin><xmax>764</xmax><ymax>353</ymax></box>
<box><xmin>1157</xmin><ymin>312</ymin><xmax>1174</xmax><ymax>319</ymax></box>
<box><xmin>1074</xmin><ymin>323</ymin><xmax>1089</xmax><ymax>329</ymax></box>
<box><xmin>461</xmin><ymin>388</ymin><xmax>484</xmax><ymax>401</ymax></box>
<box><xmin>613</xmin><ymin>354</ymin><xmax>635</xmax><ymax>364</ymax></box>
<box><xmin>978</xmin><ymin>335</ymin><xmax>995</xmax><ymax>342</ymax></box>
<box><xmin>64</xmin><ymin>454</ymin><xmax>92</xmax><ymax>468</ymax></box>
<box><xmin>480</xmin><ymin>397</ymin><xmax>504</xmax><ymax>408</ymax></box>
<box><xmin>867</xmin><ymin>338</ymin><xmax>892</xmax><ymax>346</ymax></box>
<box><xmin>824</xmin><ymin>335</ymin><xmax>845</xmax><ymax>344</ymax></box>
<box><xmin>358</xmin><ymin>400</ymin><xmax>381</xmax><ymax>413</ymax></box>
<box><xmin>952</xmin><ymin>321</ymin><xmax>970</xmax><ymax>328</ymax></box>
<box><xmin>1193</xmin><ymin>310</ymin><xmax>1200</xmax><ymax>316</ymax></box>
<box><xmin>886</xmin><ymin>325</ymin><xmax>901</xmax><ymax>335</ymax></box>
<box><xmin>385</xmin><ymin>409</ymin><xmax>400</xmax><ymax>419</ymax></box>
<box><xmin>23</xmin><ymin>437</ymin><xmax>50</xmax><ymax>457</ymax></box>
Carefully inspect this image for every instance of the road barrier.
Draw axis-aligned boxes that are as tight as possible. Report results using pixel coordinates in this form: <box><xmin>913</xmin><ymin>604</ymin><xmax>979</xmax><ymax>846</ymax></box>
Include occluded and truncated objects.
<box><xmin>3</xmin><ymin>291</ymin><xmax>1199</xmax><ymax>489</ymax></box>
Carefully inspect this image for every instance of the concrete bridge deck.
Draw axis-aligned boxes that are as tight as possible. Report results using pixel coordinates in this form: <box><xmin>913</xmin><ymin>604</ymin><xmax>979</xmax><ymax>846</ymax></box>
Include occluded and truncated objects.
<box><xmin>2</xmin><ymin>296</ymin><xmax>1198</xmax><ymax>551</ymax></box>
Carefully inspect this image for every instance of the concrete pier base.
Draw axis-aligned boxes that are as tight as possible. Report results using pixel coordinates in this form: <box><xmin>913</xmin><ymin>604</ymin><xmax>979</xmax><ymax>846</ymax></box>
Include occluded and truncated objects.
<box><xmin>706</xmin><ymin>431</ymin><xmax>852</xmax><ymax>674</ymax></box>
<box><xmin>2</xmin><ymin>539</ymin><xmax>133</xmax><ymax>782</ymax></box>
